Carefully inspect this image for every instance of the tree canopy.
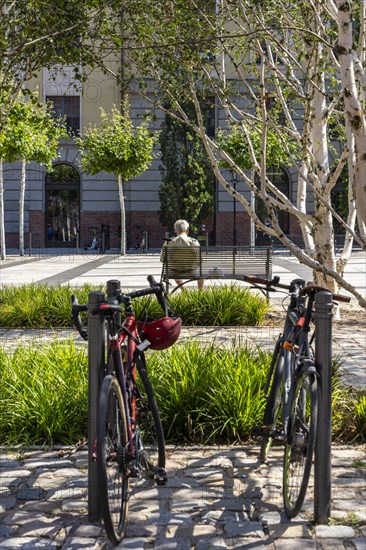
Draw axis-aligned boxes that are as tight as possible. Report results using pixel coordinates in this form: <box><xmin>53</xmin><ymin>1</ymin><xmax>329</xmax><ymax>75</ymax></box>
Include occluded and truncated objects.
<box><xmin>77</xmin><ymin>105</ymin><xmax>155</xmax><ymax>254</ymax></box>
<box><xmin>107</xmin><ymin>0</ymin><xmax>366</xmax><ymax>306</ymax></box>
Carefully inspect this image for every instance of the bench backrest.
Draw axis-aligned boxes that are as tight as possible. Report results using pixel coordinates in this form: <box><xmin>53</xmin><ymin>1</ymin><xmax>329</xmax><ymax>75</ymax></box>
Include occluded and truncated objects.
<box><xmin>161</xmin><ymin>246</ymin><xmax>272</xmax><ymax>284</ymax></box>
<box><xmin>162</xmin><ymin>245</ymin><xmax>202</xmax><ymax>278</ymax></box>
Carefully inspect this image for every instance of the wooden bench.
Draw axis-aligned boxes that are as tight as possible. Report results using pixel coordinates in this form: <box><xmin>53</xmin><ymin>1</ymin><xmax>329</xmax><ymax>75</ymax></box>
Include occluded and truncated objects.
<box><xmin>161</xmin><ymin>246</ymin><xmax>273</xmax><ymax>291</ymax></box>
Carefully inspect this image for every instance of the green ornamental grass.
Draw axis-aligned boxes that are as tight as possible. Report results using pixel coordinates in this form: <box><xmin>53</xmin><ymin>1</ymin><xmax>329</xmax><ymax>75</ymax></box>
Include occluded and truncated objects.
<box><xmin>0</xmin><ymin>341</ymin><xmax>88</xmax><ymax>445</ymax></box>
<box><xmin>0</xmin><ymin>341</ymin><xmax>364</xmax><ymax>446</ymax></box>
<box><xmin>0</xmin><ymin>283</ymin><xmax>270</xmax><ymax>328</ymax></box>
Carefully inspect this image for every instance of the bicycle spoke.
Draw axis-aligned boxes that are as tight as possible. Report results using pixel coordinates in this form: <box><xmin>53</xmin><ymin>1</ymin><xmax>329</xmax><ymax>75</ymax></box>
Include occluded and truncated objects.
<box><xmin>283</xmin><ymin>372</ymin><xmax>318</xmax><ymax>518</ymax></box>
<box><xmin>97</xmin><ymin>375</ymin><xmax>129</xmax><ymax>545</ymax></box>
<box><xmin>134</xmin><ymin>358</ymin><xmax>166</xmax><ymax>483</ymax></box>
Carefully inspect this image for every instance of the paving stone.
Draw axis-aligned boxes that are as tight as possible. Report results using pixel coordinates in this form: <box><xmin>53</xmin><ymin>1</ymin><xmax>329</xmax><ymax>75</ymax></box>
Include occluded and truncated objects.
<box><xmin>318</xmin><ymin>540</ymin><xmax>348</xmax><ymax>549</ymax></box>
<box><xmin>71</xmin><ymin>524</ymin><xmax>104</xmax><ymax>537</ymax></box>
<box><xmin>224</xmin><ymin>520</ymin><xmax>264</xmax><ymax>537</ymax></box>
<box><xmin>0</xmin><ymin>538</ymin><xmax>59</xmax><ymax>548</ymax></box>
<box><xmin>146</xmin><ymin>512</ymin><xmax>192</xmax><ymax>526</ymax></box>
<box><xmin>115</xmin><ymin>538</ymin><xmax>147</xmax><ymax>549</ymax></box>
<box><xmin>153</xmin><ymin>538</ymin><xmax>191</xmax><ymax>550</ymax></box>
<box><xmin>273</xmin><ymin>540</ymin><xmax>317</xmax><ymax>549</ymax></box>
<box><xmin>16</xmin><ymin>486</ymin><xmax>46</xmax><ymax>500</ymax></box>
<box><xmin>62</xmin><ymin>537</ymin><xmax>106</xmax><ymax>549</ymax></box>
<box><xmin>314</xmin><ymin>525</ymin><xmax>356</xmax><ymax>538</ymax></box>
<box><xmin>0</xmin><ymin>524</ymin><xmax>14</xmax><ymax>538</ymax></box>
<box><xmin>0</xmin><ymin>469</ymin><xmax>32</xmax><ymax>478</ymax></box>
<box><xmin>351</xmin><ymin>538</ymin><xmax>366</xmax><ymax>550</ymax></box>
<box><xmin>196</xmin><ymin>537</ymin><xmax>227</xmax><ymax>549</ymax></box>
<box><xmin>17</xmin><ymin>519</ymin><xmax>66</xmax><ymax>538</ymax></box>
<box><xmin>0</xmin><ymin>496</ymin><xmax>16</xmax><ymax>513</ymax></box>
<box><xmin>269</xmin><ymin>523</ymin><xmax>312</xmax><ymax>538</ymax></box>
<box><xmin>61</xmin><ymin>499</ymin><xmax>88</xmax><ymax>513</ymax></box>
<box><xmin>125</xmin><ymin>524</ymin><xmax>159</xmax><ymax>537</ymax></box>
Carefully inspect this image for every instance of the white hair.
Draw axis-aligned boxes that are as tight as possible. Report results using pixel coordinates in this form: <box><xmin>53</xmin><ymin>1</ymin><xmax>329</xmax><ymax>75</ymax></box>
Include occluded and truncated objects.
<box><xmin>174</xmin><ymin>219</ymin><xmax>189</xmax><ymax>233</ymax></box>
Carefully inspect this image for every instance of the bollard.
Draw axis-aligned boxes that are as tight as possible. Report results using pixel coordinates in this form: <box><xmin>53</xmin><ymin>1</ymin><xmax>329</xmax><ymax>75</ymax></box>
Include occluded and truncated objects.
<box><xmin>314</xmin><ymin>290</ymin><xmax>333</xmax><ymax>524</ymax></box>
<box><xmin>87</xmin><ymin>291</ymin><xmax>106</xmax><ymax>522</ymax></box>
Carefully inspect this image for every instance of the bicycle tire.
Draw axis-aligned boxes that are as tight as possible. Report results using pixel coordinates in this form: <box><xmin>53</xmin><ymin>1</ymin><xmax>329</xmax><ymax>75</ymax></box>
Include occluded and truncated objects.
<box><xmin>283</xmin><ymin>369</ymin><xmax>318</xmax><ymax>518</ymax></box>
<box><xmin>133</xmin><ymin>356</ymin><xmax>166</xmax><ymax>483</ymax></box>
<box><xmin>260</xmin><ymin>349</ymin><xmax>286</xmax><ymax>463</ymax></box>
<box><xmin>97</xmin><ymin>374</ymin><xmax>129</xmax><ymax>545</ymax></box>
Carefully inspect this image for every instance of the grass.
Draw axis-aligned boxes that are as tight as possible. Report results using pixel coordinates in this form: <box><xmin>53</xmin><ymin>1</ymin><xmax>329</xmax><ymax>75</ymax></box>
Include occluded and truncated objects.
<box><xmin>0</xmin><ymin>283</ymin><xmax>270</xmax><ymax>328</ymax></box>
<box><xmin>0</xmin><ymin>283</ymin><xmax>102</xmax><ymax>328</ymax></box>
<box><xmin>0</xmin><ymin>341</ymin><xmax>88</xmax><ymax>445</ymax></box>
<box><xmin>0</xmin><ymin>340</ymin><xmax>365</xmax><ymax>446</ymax></box>
<box><xmin>147</xmin><ymin>341</ymin><xmax>270</xmax><ymax>443</ymax></box>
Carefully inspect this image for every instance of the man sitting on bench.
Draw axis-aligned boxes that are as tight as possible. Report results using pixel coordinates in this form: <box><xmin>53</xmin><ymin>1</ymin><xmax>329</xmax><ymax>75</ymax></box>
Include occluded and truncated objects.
<box><xmin>160</xmin><ymin>219</ymin><xmax>204</xmax><ymax>290</ymax></box>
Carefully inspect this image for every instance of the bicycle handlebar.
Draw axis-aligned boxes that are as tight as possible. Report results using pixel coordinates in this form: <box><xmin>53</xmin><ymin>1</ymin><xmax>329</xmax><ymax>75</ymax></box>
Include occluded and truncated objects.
<box><xmin>243</xmin><ymin>274</ymin><xmax>351</xmax><ymax>303</ymax></box>
<box><xmin>243</xmin><ymin>274</ymin><xmax>291</xmax><ymax>290</ymax></box>
<box><xmin>71</xmin><ymin>295</ymin><xmax>88</xmax><ymax>341</ymax></box>
<box><xmin>300</xmin><ymin>284</ymin><xmax>351</xmax><ymax>303</ymax></box>
<box><xmin>71</xmin><ymin>276</ymin><xmax>172</xmax><ymax>340</ymax></box>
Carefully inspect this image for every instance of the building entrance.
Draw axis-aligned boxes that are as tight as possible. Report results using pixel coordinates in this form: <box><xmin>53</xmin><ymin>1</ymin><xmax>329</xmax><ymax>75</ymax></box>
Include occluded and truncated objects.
<box><xmin>45</xmin><ymin>163</ymin><xmax>80</xmax><ymax>247</ymax></box>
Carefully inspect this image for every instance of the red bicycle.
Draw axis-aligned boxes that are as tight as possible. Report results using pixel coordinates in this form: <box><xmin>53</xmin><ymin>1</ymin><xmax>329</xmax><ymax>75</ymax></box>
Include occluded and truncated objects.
<box><xmin>72</xmin><ymin>275</ymin><xmax>181</xmax><ymax>544</ymax></box>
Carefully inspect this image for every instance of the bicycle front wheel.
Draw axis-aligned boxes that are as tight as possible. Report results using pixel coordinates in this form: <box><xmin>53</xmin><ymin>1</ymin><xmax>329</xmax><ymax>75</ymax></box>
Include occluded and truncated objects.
<box><xmin>283</xmin><ymin>370</ymin><xmax>318</xmax><ymax>518</ymax></box>
<box><xmin>134</xmin><ymin>357</ymin><xmax>166</xmax><ymax>483</ymax></box>
<box><xmin>97</xmin><ymin>375</ymin><xmax>129</xmax><ymax>545</ymax></box>
<box><xmin>260</xmin><ymin>349</ymin><xmax>286</xmax><ymax>463</ymax></box>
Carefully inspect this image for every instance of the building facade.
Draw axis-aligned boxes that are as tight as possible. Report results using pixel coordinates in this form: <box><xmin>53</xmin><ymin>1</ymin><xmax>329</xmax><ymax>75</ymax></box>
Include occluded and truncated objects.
<box><xmin>3</xmin><ymin>66</ymin><xmax>299</xmax><ymax>251</ymax></box>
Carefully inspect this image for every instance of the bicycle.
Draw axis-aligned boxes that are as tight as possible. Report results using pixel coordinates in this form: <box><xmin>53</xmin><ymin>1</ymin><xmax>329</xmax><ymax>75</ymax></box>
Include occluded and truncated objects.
<box><xmin>71</xmin><ymin>275</ymin><xmax>182</xmax><ymax>544</ymax></box>
<box><xmin>245</xmin><ymin>274</ymin><xmax>350</xmax><ymax>518</ymax></box>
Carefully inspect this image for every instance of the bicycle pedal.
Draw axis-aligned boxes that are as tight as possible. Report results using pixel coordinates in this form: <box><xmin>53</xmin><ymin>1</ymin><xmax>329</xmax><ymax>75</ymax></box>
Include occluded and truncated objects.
<box><xmin>155</xmin><ymin>467</ymin><xmax>168</xmax><ymax>486</ymax></box>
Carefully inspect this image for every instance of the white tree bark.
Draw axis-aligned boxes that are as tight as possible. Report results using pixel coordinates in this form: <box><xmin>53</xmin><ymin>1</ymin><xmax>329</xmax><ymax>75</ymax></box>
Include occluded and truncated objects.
<box><xmin>19</xmin><ymin>159</ymin><xmax>26</xmax><ymax>257</ymax></box>
<box><xmin>118</xmin><ymin>174</ymin><xmax>126</xmax><ymax>255</ymax></box>
<box><xmin>0</xmin><ymin>158</ymin><xmax>6</xmax><ymax>261</ymax></box>
<box><xmin>336</xmin><ymin>0</ymin><xmax>366</xmax><ymax>239</ymax></box>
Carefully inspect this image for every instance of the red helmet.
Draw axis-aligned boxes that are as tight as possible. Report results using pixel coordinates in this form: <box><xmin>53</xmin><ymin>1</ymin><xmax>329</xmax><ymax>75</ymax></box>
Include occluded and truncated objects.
<box><xmin>137</xmin><ymin>316</ymin><xmax>182</xmax><ymax>350</ymax></box>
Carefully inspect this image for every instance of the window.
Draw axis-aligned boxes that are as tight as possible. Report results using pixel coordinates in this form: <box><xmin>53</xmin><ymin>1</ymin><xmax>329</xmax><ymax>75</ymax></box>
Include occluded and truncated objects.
<box><xmin>46</xmin><ymin>96</ymin><xmax>80</xmax><ymax>135</ymax></box>
<box><xmin>203</xmin><ymin>96</ymin><xmax>216</xmax><ymax>137</ymax></box>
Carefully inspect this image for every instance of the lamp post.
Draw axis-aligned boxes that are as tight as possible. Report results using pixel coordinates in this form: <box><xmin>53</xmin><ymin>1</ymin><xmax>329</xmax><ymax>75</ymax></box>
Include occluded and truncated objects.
<box><xmin>232</xmin><ymin>172</ymin><xmax>237</xmax><ymax>247</ymax></box>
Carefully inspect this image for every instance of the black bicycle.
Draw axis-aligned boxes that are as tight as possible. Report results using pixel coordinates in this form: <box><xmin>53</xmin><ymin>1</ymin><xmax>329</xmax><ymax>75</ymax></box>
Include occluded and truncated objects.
<box><xmin>245</xmin><ymin>275</ymin><xmax>350</xmax><ymax>517</ymax></box>
<box><xmin>71</xmin><ymin>275</ymin><xmax>181</xmax><ymax>544</ymax></box>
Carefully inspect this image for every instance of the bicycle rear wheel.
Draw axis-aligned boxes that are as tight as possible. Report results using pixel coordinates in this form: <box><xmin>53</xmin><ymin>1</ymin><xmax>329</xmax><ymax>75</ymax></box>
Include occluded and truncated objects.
<box><xmin>97</xmin><ymin>374</ymin><xmax>129</xmax><ymax>545</ymax></box>
<box><xmin>133</xmin><ymin>356</ymin><xmax>166</xmax><ymax>484</ymax></box>
<box><xmin>260</xmin><ymin>349</ymin><xmax>286</xmax><ymax>463</ymax></box>
<box><xmin>283</xmin><ymin>369</ymin><xmax>318</xmax><ymax>518</ymax></box>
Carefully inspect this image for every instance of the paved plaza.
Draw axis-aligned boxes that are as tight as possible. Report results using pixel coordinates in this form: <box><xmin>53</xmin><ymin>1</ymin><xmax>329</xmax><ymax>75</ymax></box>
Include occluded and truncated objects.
<box><xmin>0</xmin><ymin>249</ymin><xmax>365</xmax><ymax>549</ymax></box>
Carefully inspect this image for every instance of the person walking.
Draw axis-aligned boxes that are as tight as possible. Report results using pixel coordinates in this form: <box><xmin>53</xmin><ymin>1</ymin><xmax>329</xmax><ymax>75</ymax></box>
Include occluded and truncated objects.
<box><xmin>160</xmin><ymin>219</ymin><xmax>204</xmax><ymax>290</ymax></box>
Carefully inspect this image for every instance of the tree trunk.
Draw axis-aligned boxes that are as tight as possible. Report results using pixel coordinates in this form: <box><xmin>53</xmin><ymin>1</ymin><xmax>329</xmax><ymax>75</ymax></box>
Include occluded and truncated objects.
<box><xmin>19</xmin><ymin>159</ymin><xmax>26</xmax><ymax>256</ymax></box>
<box><xmin>0</xmin><ymin>158</ymin><xmax>6</xmax><ymax>261</ymax></box>
<box><xmin>336</xmin><ymin>0</ymin><xmax>366</xmax><ymax>240</ymax></box>
<box><xmin>118</xmin><ymin>174</ymin><xmax>126</xmax><ymax>255</ymax></box>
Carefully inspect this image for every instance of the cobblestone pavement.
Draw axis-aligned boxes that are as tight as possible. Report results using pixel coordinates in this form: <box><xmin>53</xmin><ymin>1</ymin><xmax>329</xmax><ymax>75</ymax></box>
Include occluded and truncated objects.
<box><xmin>0</xmin><ymin>444</ymin><xmax>365</xmax><ymax>549</ymax></box>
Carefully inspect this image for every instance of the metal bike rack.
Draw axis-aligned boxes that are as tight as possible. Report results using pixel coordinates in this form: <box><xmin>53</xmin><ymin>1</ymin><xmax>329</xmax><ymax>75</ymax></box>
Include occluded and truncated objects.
<box><xmin>87</xmin><ymin>290</ymin><xmax>106</xmax><ymax>522</ymax></box>
<box><xmin>314</xmin><ymin>290</ymin><xmax>333</xmax><ymax>523</ymax></box>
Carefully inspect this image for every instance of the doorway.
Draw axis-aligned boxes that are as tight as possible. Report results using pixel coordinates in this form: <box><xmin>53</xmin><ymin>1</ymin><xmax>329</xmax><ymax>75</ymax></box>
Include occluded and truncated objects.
<box><xmin>45</xmin><ymin>163</ymin><xmax>80</xmax><ymax>247</ymax></box>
